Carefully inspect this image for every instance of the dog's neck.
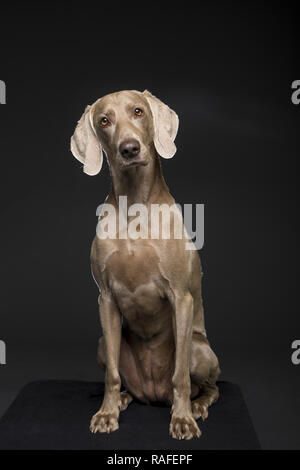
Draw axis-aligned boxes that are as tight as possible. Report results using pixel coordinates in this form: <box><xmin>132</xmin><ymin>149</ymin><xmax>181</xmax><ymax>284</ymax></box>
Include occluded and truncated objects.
<box><xmin>108</xmin><ymin>153</ymin><xmax>172</xmax><ymax>207</ymax></box>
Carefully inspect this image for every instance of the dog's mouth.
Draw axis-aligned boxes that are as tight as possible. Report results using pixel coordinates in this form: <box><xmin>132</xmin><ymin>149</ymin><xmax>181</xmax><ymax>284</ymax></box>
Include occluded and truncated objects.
<box><xmin>122</xmin><ymin>159</ymin><xmax>149</xmax><ymax>168</ymax></box>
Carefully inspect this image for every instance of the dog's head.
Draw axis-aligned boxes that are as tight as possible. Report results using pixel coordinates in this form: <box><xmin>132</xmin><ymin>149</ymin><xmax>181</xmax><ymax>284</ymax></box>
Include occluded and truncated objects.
<box><xmin>70</xmin><ymin>90</ymin><xmax>179</xmax><ymax>175</ymax></box>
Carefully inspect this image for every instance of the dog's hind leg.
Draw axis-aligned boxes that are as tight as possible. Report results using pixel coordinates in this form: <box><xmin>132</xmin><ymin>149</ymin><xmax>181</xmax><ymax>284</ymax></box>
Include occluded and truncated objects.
<box><xmin>191</xmin><ymin>382</ymin><xmax>219</xmax><ymax>421</ymax></box>
<box><xmin>189</xmin><ymin>332</ymin><xmax>220</xmax><ymax>421</ymax></box>
<box><xmin>119</xmin><ymin>391</ymin><xmax>133</xmax><ymax>410</ymax></box>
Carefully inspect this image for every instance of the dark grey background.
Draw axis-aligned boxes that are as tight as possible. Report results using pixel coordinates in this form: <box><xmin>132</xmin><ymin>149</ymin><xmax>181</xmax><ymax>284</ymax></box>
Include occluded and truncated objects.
<box><xmin>0</xmin><ymin>1</ymin><xmax>299</xmax><ymax>449</ymax></box>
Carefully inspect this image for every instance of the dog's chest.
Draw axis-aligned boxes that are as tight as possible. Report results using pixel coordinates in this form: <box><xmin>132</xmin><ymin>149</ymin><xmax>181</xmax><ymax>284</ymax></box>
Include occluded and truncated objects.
<box><xmin>105</xmin><ymin>242</ymin><xmax>166</xmax><ymax>313</ymax></box>
<box><xmin>106</xmin><ymin>242</ymin><xmax>160</xmax><ymax>291</ymax></box>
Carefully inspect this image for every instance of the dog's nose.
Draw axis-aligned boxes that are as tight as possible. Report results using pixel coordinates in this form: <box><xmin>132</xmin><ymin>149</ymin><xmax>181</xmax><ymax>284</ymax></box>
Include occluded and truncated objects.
<box><xmin>119</xmin><ymin>139</ymin><xmax>140</xmax><ymax>159</ymax></box>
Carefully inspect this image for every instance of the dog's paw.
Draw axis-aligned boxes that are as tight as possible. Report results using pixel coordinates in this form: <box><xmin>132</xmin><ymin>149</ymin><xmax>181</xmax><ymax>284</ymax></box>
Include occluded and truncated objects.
<box><xmin>90</xmin><ymin>411</ymin><xmax>119</xmax><ymax>434</ymax></box>
<box><xmin>119</xmin><ymin>391</ymin><xmax>133</xmax><ymax>411</ymax></box>
<box><xmin>169</xmin><ymin>414</ymin><xmax>201</xmax><ymax>440</ymax></box>
<box><xmin>191</xmin><ymin>401</ymin><xmax>209</xmax><ymax>421</ymax></box>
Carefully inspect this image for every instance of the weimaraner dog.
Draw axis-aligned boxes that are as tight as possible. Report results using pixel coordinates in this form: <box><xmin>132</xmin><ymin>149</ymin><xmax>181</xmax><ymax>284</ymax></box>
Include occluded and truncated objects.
<box><xmin>70</xmin><ymin>90</ymin><xmax>220</xmax><ymax>440</ymax></box>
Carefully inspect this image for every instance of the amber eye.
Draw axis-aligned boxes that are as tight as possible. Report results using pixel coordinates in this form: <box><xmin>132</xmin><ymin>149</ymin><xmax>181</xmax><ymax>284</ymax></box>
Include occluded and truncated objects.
<box><xmin>134</xmin><ymin>108</ymin><xmax>143</xmax><ymax>117</ymax></box>
<box><xmin>100</xmin><ymin>117</ymin><xmax>109</xmax><ymax>127</ymax></box>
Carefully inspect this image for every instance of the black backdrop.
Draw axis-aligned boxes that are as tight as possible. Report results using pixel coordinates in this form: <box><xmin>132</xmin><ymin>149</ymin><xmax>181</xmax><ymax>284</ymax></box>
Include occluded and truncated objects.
<box><xmin>0</xmin><ymin>1</ymin><xmax>299</xmax><ymax>449</ymax></box>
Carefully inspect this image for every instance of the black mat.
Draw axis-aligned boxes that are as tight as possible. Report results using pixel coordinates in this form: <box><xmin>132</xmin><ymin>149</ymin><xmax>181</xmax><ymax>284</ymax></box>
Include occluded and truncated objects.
<box><xmin>0</xmin><ymin>380</ymin><xmax>260</xmax><ymax>450</ymax></box>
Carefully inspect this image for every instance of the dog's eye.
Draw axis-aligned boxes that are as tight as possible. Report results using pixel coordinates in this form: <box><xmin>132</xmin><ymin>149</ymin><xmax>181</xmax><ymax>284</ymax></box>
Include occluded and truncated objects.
<box><xmin>134</xmin><ymin>108</ymin><xmax>143</xmax><ymax>117</ymax></box>
<box><xmin>100</xmin><ymin>117</ymin><xmax>110</xmax><ymax>127</ymax></box>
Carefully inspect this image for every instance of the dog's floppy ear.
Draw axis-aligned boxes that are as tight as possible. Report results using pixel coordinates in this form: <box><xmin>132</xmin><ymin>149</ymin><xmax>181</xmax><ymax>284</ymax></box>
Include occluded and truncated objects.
<box><xmin>143</xmin><ymin>90</ymin><xmax>179</xmax><ymax>159</ymax></box>
<box><xmin>70</xmin><ymin>104</ymin><xmax>103</xmax><ymax>176</ymax></box>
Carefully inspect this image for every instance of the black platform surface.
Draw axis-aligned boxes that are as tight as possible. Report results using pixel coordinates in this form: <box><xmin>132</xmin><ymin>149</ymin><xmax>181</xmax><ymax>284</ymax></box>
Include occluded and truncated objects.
<box><xmin>0</xmin><ymin>380</ymin><xmax>260</xmax><ymax>450</ymax></box>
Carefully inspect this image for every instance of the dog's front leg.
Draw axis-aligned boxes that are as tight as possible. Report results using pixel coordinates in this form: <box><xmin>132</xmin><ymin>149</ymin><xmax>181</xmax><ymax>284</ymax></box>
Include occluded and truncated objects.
<box><xmin>169</xmin><ymin>292</ymin><xmax>201</xmax><ymax>440</ymax></box>
<box><xmin>90</xmin><ymin>293</ymin><xmax>122</xmax><ymax>434</ymax></box>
